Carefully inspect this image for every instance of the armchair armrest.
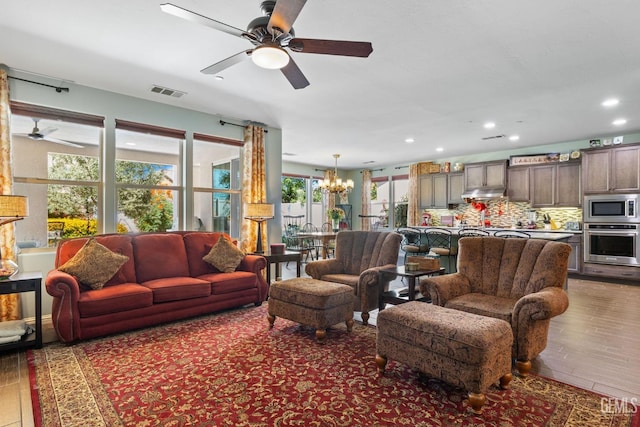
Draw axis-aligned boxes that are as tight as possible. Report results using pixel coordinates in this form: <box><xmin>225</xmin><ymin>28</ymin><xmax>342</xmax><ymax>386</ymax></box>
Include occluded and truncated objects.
<box><xmin>45</xmin><ymin>270</ymin><xmax>83</xmax><ymax>343</ymax></box>
<box><xmin>419</xmin><ymin>273</ymin><xmax>471</xmax><ymax>306</ymax></box>
<box><xmin>305</xmin><ymin>259</ymin><xmax>344</xmax><ymax>279</ymax></box>
<box><xmin>358</xmin><ymin>264</ymin><xmax>397</xmax><ymax>300</ymax></box>
<box><xmin>514</xmin><ymin>287</ymin><xmax>569</xmax><ymax>321</ymax></box>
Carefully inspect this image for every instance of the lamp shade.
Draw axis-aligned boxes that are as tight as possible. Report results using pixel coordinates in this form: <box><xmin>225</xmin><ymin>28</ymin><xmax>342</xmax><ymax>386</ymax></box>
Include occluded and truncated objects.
<box><xmin>245</xmin><ymin>203</ymin><xmax>274</xmax><ymax>219</ymax></box>
<box><xmin>0</xmin><ymin>195</ymin><xmax>29</xmax><ymax>218</ymax></box>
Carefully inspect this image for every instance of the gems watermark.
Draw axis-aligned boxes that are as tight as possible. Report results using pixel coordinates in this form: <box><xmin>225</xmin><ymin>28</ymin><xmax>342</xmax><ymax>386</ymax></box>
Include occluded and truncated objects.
<box><xmin>601</xmin><ymin>397</ymin><xmax>638</xmax><ymax>415</ymax></box>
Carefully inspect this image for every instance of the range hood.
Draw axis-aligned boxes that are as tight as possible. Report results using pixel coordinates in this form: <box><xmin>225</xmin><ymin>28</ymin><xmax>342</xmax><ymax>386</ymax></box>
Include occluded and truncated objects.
<box><xmin>460</xmin><ymin>188</ymin><xmax>507</xmax><ymax>200</ymax></box>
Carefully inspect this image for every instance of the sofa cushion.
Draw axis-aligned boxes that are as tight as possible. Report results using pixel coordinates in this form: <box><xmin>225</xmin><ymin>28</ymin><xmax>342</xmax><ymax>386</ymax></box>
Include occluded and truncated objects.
<box><xmin>184</xmin><ymin>232</ymin><xmax>228</xmax><ymax>276</ymax></box>
<box><xmin>78</xmin><ymin>283</ymin><xmax>153</xmax><ymax>317</ymax></box>
<box><xmin>445</xmin><ymin>293</ymin><xmax>517</xmax><ymax>323</ymax></box>
<box><xmin>133</xmin><ymin>233</ymin><xmax>190</xmax><ymax>282</ymax></box>
<box><xmin>141</xmin><ymin>277</ymin><xmax>212</xmax><ymax>303</ymax></box>
<box><xmin>200</xmin><ymin>271</ymin><xmax>257</xmax><ymax>294</ymax></box>
<box><xmin>203</xmin><ymin>237</ymin><xmax>245</xmax><ymax>273</ymax></box>
<box><xmin>58</xmin><ymin>238</ymin><xmax>130</xmax><ymax>290</ymax></box>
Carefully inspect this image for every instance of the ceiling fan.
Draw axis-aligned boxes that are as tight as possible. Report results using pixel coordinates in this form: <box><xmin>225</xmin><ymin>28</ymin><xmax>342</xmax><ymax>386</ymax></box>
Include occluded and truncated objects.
<box><xmin>160</xmin><ymin>0</ymin><xmax>373</xmax><ymax>89</ymax></box>
<box><xmin>14</xmin><ymin>119</ymin><xmax>83</xmax><ymax>148</ymax></box>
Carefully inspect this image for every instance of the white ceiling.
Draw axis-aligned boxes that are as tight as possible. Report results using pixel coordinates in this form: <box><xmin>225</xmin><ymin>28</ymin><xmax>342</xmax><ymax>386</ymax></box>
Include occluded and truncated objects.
<box><xmin>1</xmin><ymin>0</ymin><xmax>639</xmax><ymax>169</ymax></box>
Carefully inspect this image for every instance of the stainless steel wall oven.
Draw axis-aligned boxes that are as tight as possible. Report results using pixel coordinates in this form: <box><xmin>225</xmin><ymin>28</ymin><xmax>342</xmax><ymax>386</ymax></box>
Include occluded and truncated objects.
<box><xmin>584</xmin><ymin>223</ymin><xmax>640</xmax><ymax>266</ymax></box>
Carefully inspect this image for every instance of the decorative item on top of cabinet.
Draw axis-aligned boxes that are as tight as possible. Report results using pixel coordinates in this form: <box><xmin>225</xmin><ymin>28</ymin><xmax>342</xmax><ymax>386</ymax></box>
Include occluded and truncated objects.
<box><xmin>582</xmin><ymin>143</ymin><xmax>640</xmax><ymax>194</ymax></box>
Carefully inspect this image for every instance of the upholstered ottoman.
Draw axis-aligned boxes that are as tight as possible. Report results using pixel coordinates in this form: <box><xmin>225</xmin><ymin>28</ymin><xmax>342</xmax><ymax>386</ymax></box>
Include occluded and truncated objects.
<box><xmin>267</xmin><ymin>277</ymin><xmax>354</xmax><ymax>342</ymax></box>
<box><xmin>375</xmin><ymin>301</ymin><xmax>513</xmax><ymax>414</ymax></box>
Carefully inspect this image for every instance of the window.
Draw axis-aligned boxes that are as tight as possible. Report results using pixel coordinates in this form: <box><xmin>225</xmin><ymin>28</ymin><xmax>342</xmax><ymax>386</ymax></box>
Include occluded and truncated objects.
<box><xmin>11</xmin><ymin>103</ymin><xmax>104</xmax><ymax>247</ymax></box>
<box><xmin>392</xmin><ymin>175</ymin><xmax>409</xmax><ymax>228</ymax></box>
<box><xmin>193</xmin><ymin>133</ymin><xmax>242</xmax><ymax>237</ymax></box>
<box><xmin>370</xmin><ymin>177</ymin><xmax>390</xmax><ymax>230</ymax></box>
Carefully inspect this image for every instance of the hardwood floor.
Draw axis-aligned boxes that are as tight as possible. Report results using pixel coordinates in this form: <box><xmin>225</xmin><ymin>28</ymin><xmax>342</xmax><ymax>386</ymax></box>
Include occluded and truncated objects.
<box><xmin>1</xmin><ymin>270</ymin><xmax>639</xmax><ymax>426</ymax></box>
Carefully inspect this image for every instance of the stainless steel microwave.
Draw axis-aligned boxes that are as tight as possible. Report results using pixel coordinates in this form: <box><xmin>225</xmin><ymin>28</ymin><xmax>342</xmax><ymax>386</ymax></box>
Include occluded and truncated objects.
<box><xmin>584</xmin><ymin>194</ymin><xmax>638</xmax><ymax>223</ymax></box>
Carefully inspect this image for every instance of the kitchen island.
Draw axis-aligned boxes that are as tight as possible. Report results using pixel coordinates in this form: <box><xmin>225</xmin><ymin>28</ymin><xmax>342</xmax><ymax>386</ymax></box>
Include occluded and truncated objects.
<box><xmin>415</xmin><ymin>226</ymin><xmax>575</xmax><ymax>242</ymax></box>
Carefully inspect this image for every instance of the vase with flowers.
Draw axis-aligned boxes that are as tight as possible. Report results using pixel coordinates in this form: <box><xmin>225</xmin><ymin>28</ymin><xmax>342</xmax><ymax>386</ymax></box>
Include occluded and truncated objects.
<box><xmin>328</xmin><ymin>207</ymin><xmax>345</xmax><ymax>232</ymax></box>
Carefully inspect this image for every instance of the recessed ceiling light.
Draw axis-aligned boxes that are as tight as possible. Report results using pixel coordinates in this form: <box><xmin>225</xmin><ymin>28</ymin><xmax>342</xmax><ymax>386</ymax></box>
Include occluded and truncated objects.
<box><xmin>602</xmin><ymin>98</ymin><xmax>619</xmax><ymax>107</ymax></box>
<box><xmin>436</xmin><ymin>147</ymin><xmax>444</xmax><ymax>152</ymax></box>
<box><xmin>404</xmin><ymin>137</ymin><xmax>415</xmax><ymax>143</ymax></box>
<box><xmin>509</xmin><ymin>135</ymin><xmax>520</xmax><ymax>141</ymax></box>
<box><xmin>613</xmin><ymin>118</ymin><xmax>627</xmax><ymax>126</ymax></box>
<box><xmin>483</xmin><ymin>122</ymin><xmax>496</xmax><ymax>129</ymax></box>
<box><xmin>214</xmin><ymin>75</ymin><xmax>224</xmax><ymax>81</ymax></box>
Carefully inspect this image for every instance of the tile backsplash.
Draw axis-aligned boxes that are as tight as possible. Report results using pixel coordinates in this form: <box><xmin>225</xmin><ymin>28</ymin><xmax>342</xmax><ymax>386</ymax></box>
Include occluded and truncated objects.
<box><xmin>422</xmin><ymin>201</ymin><xmax>582</xmax><ymax>229</ymax></box>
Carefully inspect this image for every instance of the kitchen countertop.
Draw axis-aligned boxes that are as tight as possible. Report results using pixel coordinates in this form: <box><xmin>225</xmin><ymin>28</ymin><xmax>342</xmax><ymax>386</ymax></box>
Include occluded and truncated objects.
<box><xmin>416</xmin><ymin>226</ymin><xmax>577</xmax><ymax>241</ymax></box>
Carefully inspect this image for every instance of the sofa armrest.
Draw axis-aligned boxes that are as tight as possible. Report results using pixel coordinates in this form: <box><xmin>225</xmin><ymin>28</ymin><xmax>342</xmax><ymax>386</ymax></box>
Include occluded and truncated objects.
<box><xmin>45</xmin><ymin>270</ymin><xmax>83</xmax><ymax>343</ymax></box>
<box><xmin>305</xmin><ymin>259</ymin><xmax>344</xmax><ymax>279</ymax></box>
<box><xmin>419</xmin><ymin>273</ymin><xmax>471</xmax><ymax>306</ymax></box>
<box><xmin>514</xmin><ymin>287</ymin><xmax>569</xmax><ymax>321</ymax></box>
<box><xmin>238</xmin><ymin>255</ymin><xmax>268</xmax><ymax>301</ymax></box>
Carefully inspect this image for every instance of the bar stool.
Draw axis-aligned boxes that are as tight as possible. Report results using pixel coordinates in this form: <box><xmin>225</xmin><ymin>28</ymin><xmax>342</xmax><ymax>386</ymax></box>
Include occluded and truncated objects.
<box><xmin>424</xmin><ymin>228</ymin><xmax>457</xmax><ymax>273</ymax></box>
<box><xmin>396</xmin><ymin>227</ymin><xmax>429</xmax><ymax>263</ymax></box>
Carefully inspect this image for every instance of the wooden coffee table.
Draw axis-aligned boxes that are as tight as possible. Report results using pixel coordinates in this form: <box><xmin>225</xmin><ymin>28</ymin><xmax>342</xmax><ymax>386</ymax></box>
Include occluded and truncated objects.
<box><xmin>255</xmin><ymin>250</ymin><xmax>302</xmax><ymax>284</ymax></box>
<box><xmin>378</xmin><ymin>265</ymin><xmax>445</xmax><ymax>306</ymax></box>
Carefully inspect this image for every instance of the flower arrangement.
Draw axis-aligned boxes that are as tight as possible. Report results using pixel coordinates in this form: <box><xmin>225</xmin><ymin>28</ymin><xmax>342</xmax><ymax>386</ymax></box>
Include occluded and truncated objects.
<box><xmin>328</xmin><ymin>207</ymin><xmax>345</xmax><ymax>220</ymax></box>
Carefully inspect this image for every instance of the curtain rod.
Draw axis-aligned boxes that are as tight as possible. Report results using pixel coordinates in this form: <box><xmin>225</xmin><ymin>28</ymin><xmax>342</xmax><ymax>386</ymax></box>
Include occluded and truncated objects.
<box><xmin>395</xmin><ymin>165</ymin><xmax>409</xmax><ymax>169</ymax></box>
<box><xmin>219</xmin><ymin>119</ymin><xmax>268</xmax><ymax>133</ymax></box>
<box><xmin>360</xmin><ymin>168</ymin><xmax>384</xmax><ymax>173</ymax></box>
<box><xmin>8</xmin><ymin>76</ymin><xmax>69</xmax><ymax>93</ymax></box>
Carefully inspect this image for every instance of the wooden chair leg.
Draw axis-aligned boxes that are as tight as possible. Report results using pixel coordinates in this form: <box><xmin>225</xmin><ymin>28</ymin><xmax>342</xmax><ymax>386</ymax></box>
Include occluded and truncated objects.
<box><xmin>468</xmin><ymin>392</ymin><xmax>486</xmax><ymax>414</ymax></box>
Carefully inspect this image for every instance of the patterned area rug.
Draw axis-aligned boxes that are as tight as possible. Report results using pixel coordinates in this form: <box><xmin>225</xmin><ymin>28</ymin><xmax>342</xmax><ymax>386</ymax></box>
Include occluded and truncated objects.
<box><xmin>29</xmin><ymin>304</ymin><xmax>639</xmax><ymax>427</ymax></box>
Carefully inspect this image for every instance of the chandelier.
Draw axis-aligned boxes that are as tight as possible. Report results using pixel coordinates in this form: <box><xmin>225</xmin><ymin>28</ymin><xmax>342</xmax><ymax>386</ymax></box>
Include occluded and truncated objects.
<box><xmin>318</xmin><ymin>154</ymin><xmax>354</xmax><ymax>194</ymax></box>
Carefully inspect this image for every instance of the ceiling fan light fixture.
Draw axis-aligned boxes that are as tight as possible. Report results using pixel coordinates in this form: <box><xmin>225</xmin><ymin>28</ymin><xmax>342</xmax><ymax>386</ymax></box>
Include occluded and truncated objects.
<box><xmin>252</xmin><ymin>45</ymin><xmax>290</xmax><ymax>69</ymax></box>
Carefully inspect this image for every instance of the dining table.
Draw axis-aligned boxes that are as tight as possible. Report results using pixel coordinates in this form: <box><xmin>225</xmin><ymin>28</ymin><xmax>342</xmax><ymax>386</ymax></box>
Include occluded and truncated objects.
<box><xmin>296</xmin><ymin>230</ymin><xmax>338</xmax><ymax>259</ymax></box>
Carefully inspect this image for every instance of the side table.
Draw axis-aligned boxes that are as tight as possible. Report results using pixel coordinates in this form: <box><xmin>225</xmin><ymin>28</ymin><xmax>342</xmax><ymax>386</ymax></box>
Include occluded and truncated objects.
<box><xmin>0</xmin><ymin>272</ymin><xmax>42</xmax><ymax>351</ymax></box>
<box><xmin>254</xmin><ymin>251</ymin><xmax>302</xmax><ymax>284</ymax></box>
<box><xmin>378</xmin><ymin>265</ymin><xmax>445</xmax><ymax>306</ymax></box>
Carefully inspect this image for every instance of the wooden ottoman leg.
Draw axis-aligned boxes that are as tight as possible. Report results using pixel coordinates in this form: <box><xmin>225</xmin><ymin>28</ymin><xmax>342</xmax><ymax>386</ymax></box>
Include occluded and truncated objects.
<box><xmin>468</xmin><ymin>392</ymin><xmax>486</xmax><ymax>415</ymax></box>
<box><xmin>375</xmin><ymin>354</ymin><xmax>388</xmax><ymax>374</ymax></box>
<box><xmin>500</xmin><ymin>372</ymin><xmax>513</xmax><ymax>389</ymax></box>
<box><xmin>361</xmin><ymin>311</ymin><xmax>370</xmax><ymax>326</ymax></box>
<box><xmin>267</xmin><ymin>313</ymin><xmax>276</xmax><ymax>329</ymax></box>
<box><xmin>516</xmin><ymin>359</ymin><xmax>531</xmax><ymax>377</ymax></box>
<box><xmin>315</xmin><ymin>329</ymin><xmax>327</xmax><ymax>343</ymax></box>
<box><xmin>346</xmin><ymin>318</ymin><xmax>354</xmax><ymax>332</ymax></box>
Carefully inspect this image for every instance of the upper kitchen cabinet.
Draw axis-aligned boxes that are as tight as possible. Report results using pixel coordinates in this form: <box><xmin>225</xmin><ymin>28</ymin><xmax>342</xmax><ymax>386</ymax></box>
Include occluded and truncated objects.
<box><xmin>464</xmin><ymin>160</ymin><xmax>507</xmax><ymax>191</ymax></box>
<box><xmin>507</xmin><ymin>166</ymin><xmax>530</xmax><ymax>201</ymax></box>
<box><xmin>530</xmin><ymin>162</ymin><xmax>581</xmax><ymax>207</ymax></box>
<box><xmin>447</xmin><ymin>172</ymin><xmax>465</xmax><ymax>205</ymax></box>
<box><xmin>419</xmin><ymin>173</ymin><xmax>448</xmax><ymax>209</ymax></box>
<box><xmin>583</xmin><ymin>144</ymin><xmax>640</xmax><ymax>194</ymax></box>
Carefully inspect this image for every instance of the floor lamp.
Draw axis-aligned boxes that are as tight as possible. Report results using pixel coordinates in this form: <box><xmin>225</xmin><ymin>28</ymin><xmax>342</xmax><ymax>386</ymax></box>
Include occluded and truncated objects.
<box><xmin>0</xmin><ymin>195</ymin><xmax>29</xmax><ymax>279</ymax></box>
<box><xmin>245</xmin><ymin>203</ymin><xmax>274</xmax><ymax>254</ymax></box>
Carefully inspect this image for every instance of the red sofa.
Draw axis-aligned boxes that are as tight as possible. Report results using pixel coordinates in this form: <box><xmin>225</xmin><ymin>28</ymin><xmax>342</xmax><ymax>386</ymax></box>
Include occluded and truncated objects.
<box><xmin>45</xmin><ymin>231</ymin><xmax>267</xmax><ymax>343</ymax></box>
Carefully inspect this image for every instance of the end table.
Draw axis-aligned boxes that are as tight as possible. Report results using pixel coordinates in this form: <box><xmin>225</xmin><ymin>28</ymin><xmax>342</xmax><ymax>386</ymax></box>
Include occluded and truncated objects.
<box><xmin>0</xmin><ymin>272</ymin><xmax>42</xmax><ymax>351</ymax></box>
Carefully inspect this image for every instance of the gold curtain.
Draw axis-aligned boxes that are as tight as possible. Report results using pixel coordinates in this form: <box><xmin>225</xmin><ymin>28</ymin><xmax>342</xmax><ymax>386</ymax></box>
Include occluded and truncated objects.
<box><xmin>0</xmin><ymin>69</ymin><xmax>21</xmax><ymax>320</ymax></box>
<box><xmin>361</xmin><ymin>169</ymin><xmax>372</xmax><ymax>230</ymax></box>
<box><xmin>240</xmin><ymin>124</ymin><xmax>267</xmax><ymax>253</ymax></box>
<box><xmin>407</xmin><ymin>163</ymin><xmax>420</xmax><ymax>226</ymax></box>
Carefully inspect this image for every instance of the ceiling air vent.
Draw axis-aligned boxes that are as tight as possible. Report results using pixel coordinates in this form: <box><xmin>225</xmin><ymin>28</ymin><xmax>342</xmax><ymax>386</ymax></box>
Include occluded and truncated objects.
<box><xmin>481</xmin><ymin>134</ymin><xmax>506</xmax><ymax>141</ymax></box>
<box><xmin>150</xmin><ymin>85</ymin><xmax>186</xmax><ymax>98</ymax></box>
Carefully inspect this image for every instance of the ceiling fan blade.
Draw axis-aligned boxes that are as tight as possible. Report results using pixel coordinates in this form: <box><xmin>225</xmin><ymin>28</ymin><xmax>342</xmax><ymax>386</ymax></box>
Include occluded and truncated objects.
<box><xmin>43</xmin><ymin>136</ymin><xmax>84</xmax><ymax>148</ymax></box>
<box><xmin>200</xmin><ymin>50</ymin><xmax>252</xmax><ymax>74</ymax></box>
<box><xmin>38</xmin><ymin>127</ymin><xmax>58</xmax><ymax>137</ymax></box>
<box><xmin>160</xmin><ymin>3</ymin><xmax>246</xmax><ymax>39</ymax></box>
<box><xmin>288</xmin><ymin>38</ymin><xmax>373</xmax><ymax>57</ymax></box>
<box><xmin>280</xmin><ymin>55</ymin><xmax>310</xmax><ymax>89</ymax></box>
<box><xmin>268</xmin><ymin>0</ymin><xmax>307</xmax><ymax>34</ymax></box>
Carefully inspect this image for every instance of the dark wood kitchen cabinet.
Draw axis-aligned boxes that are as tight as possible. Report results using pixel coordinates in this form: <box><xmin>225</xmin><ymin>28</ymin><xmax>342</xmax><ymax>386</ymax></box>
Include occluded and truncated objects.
<box><xmin>447</xmin><ymin>172</ymin><xmax>465</xmax><ymax>204</ymax></box>
<box><xmin>464</xmin><ymin>160</ymin><xmax>507</xmax><ymax>191</ymax></box>
<box><xmin>530</xmin><ymin>162</ymin><xmax>581</xmax><ymax>207</ymax></box>
<box><xmin>507</xmin><ymin>166</ymin><xmax>530</xmax><ymax>201</ymax></box>
<box><xmin>582</xmin><ymin>144</ymin><xmax>640</xmax><ymax>194</ymax></box>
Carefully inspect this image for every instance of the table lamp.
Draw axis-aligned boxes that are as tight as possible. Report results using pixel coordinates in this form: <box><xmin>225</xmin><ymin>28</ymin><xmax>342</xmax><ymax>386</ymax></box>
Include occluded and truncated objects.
<box><xmin>244</xmin><ymin>203</ymin><xmax>274</xmax><ymax>254</ymax></box>
<box><xmin>0</xmin><ymin>195</ymin><xmax>29</xmax><ymax>279</ymax></box>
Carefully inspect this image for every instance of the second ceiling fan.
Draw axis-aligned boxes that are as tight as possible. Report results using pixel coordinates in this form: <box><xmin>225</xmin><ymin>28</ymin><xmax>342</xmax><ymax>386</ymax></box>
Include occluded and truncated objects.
<box><xmin>160</xmin><ymin>0</ymin><xmax>373</xmax><ymax>89</ymax></box>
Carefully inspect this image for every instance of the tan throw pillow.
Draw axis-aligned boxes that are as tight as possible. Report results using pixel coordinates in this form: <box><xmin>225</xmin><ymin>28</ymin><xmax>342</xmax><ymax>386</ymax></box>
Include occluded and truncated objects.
<box><xmin>58</xmin><ymin>238</ymin><xmax>129</xmax><ymax>290</ymax></box>
<box><xmin>203</xmin><ymin>237</ymin><xmax>244</xmax><ymax>273</ymax></box>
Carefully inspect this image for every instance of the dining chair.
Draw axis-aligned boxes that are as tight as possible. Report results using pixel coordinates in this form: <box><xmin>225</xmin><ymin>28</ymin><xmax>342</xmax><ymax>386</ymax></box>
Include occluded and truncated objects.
<box><xmin>320</xmin><ymin>222</ymin><xmax>336</xmax><ymax>258</ymax></box>
<box><xmin>493</xmin><ymin>230</ymin><xmax>531</xmax><ymax>239</ymax></box>
<box><xmin>424</xmin><ymin>228</ymin><xmax>457</xmax><ymax>273</ymax></box>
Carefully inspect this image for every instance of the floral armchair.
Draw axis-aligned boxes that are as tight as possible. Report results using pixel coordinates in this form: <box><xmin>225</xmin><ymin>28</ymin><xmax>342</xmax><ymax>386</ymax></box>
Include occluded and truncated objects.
<box><xmin>305</xmin><ymin>230</ymin><xmax>402</xmax><ymax>325</ymax></box>
<box><xmin>419</xmin><ymin>236</ymin><xmax>571</xmax><ymax>376</ymax></box>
